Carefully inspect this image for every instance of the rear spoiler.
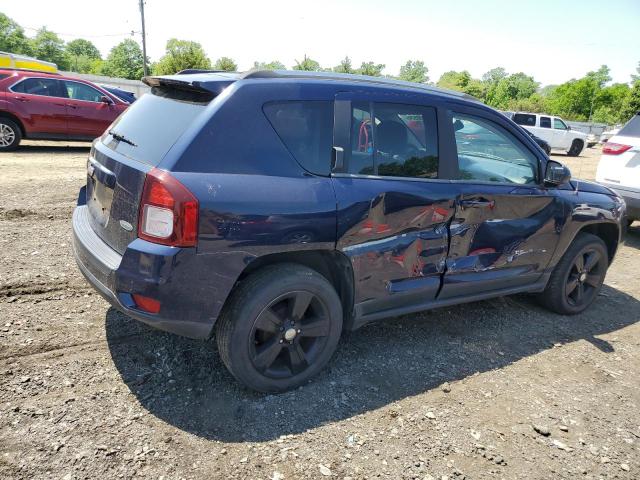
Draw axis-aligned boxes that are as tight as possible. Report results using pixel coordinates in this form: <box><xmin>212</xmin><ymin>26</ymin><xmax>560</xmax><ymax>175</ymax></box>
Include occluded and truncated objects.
<box><xmin>143</xmin><ymin>75</ymin><xmax>236</xmax><ymax>96</ymax></box>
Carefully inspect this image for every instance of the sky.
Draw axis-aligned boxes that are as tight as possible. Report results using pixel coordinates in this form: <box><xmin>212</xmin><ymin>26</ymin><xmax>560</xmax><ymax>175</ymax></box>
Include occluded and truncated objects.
<box><xmin>3</xmin><ymin>0</ymin><xmax>639</xmax><ymax>86</ymax></box>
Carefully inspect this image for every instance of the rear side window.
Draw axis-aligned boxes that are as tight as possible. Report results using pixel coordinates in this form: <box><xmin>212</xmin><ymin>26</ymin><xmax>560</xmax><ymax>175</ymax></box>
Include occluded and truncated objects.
<box><xmin>540</xmin><ymin>116</ymin><xmax>551</xmax><ymax>128</ymax></box>
<box><xmin>104</xmin><ymin>86</ymin><xmax>210</xmax><ymax>165</ymax></box>
<box><xmin>263</xmin><ymin>101</ymin><xmax>333</xmax><ymax>176</ymax></box>
<box><xmin>618</xmin><ymin>113</ymin><xmax>640</xmax><ymax>137</ymax></box>
<box><xmin>513</xmin><ymin>113</ymin><xmax>536</xmax><ymax>126</ymax></box>
<box><xmin>11</xmin><ymin>77</ymin><xmax>64</xmax><ymax>97</ymax></box>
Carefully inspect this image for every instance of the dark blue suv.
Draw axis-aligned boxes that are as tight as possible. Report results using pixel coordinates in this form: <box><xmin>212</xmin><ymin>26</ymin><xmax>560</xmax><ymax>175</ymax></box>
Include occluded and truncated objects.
<box><xmin>73</xmin><ymin>70</ymin><xmax>626</xmax><ymax>392</ymax></box>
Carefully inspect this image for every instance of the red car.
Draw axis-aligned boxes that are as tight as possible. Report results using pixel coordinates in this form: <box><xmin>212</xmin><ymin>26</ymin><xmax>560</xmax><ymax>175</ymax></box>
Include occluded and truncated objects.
<box><xmin>0</xmin><ymin>69</ymin><xmax>129</xmax><ymax>150</ymax></box>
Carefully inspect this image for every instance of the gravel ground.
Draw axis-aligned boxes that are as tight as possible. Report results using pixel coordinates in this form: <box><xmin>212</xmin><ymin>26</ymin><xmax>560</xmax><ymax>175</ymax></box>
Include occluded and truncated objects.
<box><xmin>1</xmin><ymin>142</ymin><xmax>639</xmax><ymax>480</ymax></box>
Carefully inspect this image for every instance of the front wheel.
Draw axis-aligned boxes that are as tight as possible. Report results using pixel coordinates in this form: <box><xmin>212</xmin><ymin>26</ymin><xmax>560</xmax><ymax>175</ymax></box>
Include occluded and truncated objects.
<box><xmin>538</xmin><ymin>233</ymin><xmax>608</xmax><ymax>315</ymax></box>
<box><xmin>215</xmin><ymin>264</ymin><xmax>343</xmax><ymax>392</ymax></box>
<box><xmin>0</xmin><ymin>118</ymin><xmax>21</xmax><ymax>151</ymax></box>
<box><xmin>567</xmin><ymin>139</ymin><xmax>584</xmax><ymax>157</ymax></box>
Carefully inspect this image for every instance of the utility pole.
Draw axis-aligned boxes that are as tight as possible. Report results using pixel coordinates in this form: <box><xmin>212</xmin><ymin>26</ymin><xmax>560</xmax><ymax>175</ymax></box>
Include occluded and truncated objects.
<box><xmin>139</xmin><ymin>0</ymin><xmax>149</xmax><ymax>76</ymax></box>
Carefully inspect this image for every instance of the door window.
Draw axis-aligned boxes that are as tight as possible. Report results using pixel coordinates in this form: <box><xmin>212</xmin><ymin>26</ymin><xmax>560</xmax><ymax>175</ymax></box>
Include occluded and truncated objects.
<box><xmin>553</xmin><ymin>118</ymin><xmax>568</xmax><ymax>130</ymax></box>
<box><xmin>347</xmin><ymin>102</ymin><xmax>439</xmax><ymax>178</ymax></box>
<box><xmin>512</xmin><ymin>113</ymin><xmax>536</xmax><ymax>126</ymax></box>
<box><xmin>452</xmin><ymin>113</ymin><xmax>538</xmax><ymax>184</ymax></box>
<box><xmin>65</xmin><ymin>81</ymin><xmax>104</xmax><ymax>102</ymax></box>
<box><xmin>263</xmin><ymin>101</ymin><xmax>334</xmax><ymax>176</ymax></box>
<box><xmin>11</xmin><ymin>78</ymin><xmax>65</xmax><ymax>97</ymax></box>
<box><xmin>540</xmin><ymin>116</ymin><xmax>551</xmax><ymax>128</ymax></box>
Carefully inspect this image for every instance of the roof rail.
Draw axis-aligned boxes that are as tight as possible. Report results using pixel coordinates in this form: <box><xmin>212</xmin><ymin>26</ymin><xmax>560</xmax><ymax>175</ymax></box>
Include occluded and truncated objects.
<box><xmin>240</xmin><ymin>69</ymin><xmax>477</xmax><ymax>100</ymax></box>
<box><xmin>176</xmin><ymin>68</ymin><xmax>231</xmax><ymax>75</ymax></box>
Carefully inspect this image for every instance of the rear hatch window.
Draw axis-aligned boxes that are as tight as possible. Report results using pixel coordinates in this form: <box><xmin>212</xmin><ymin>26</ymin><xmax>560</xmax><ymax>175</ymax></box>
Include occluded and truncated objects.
<box><xmin>618</xmin><ymin>113</ymin><xmax>640</xmax><ymax>137</ymax></box>
<box><xmin>103</xmin><ymin>86</ymin><xmax>212</xmax><ymax>165</ymax></box>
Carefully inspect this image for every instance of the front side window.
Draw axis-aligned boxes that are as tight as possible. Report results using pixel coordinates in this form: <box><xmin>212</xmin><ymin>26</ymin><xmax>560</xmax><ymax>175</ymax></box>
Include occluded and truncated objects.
<box><xmin>453</xmin><ymin>113</ymin><xmax>538</xmax><ymax>184</ymax></box>
<box><xmin>263</xmin><ymin>101</ymin><xmax>334</xmax><ymax>176</ymax></box>
<box><xmin>65</xmin><ymin>81</ymin><xmax>104</xmax><ymax>102</ymax></box>
<box><xmin>347</xmin><ymin>102</ymin><xmax>439</xmax><ymax>179</ymax></box>
<box><xmin>540</xmin><ymin>116</ymin><xmax>551</xmax><ymax>128</ymax></box>
<box><xmin>553</xmin><ymin>118</ymin><xmax>568</xmax><ymax>130</ymax></box>
<box><xmin>11</xmin><ymin>78</ymin><xmax>64</xmax><ymax>97</ymax></box>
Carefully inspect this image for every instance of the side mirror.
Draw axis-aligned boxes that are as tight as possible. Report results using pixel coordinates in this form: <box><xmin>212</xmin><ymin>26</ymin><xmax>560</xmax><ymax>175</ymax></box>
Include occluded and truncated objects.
<box><xmin>567</xmin><ymin>125</ymin><xmax>571</xmax><ymax>130</ymax></box>
<box><xmin>544</xmin><ymin>160</ymin><xmax>571</xmax><ymax>186</ymax></box>
<box><xmin>100</xmin><ymin>95</ymin><xmax>113</xmax><ymax>104</ymax></box>
<box><xmin>453</xmin><ymin>119</ymin><xmax>465</xmax><ymax>131</ymax></box>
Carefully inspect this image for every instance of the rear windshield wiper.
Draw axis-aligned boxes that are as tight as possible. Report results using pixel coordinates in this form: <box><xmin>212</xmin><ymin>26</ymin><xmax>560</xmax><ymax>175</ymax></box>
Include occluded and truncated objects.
<box><xmin>108</xmin><ymin>129</ymin><xmax>137</xmax><ymax>147</ymax></box>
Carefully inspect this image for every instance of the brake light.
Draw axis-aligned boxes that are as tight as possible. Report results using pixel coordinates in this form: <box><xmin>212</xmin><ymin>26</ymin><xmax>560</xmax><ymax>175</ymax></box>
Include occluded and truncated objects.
<box><xmin>602</xmin><ymin>143</ymin><xmax>632</xmax><ymax>155</ymax></box>
<box><xmin>132</xmin><ymin>294</ymin><xmax>161</xmax><ymax>314</ymax></box>
<box><xmin>138</xmin><ymin>168</ymin><xmax>198</xmax><ymax>246</ymax></box>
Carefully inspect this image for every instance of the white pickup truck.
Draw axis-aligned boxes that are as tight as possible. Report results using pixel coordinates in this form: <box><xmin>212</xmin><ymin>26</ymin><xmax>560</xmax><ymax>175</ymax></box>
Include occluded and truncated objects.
<box><xmin>511</xmin><ymin>112</ymin><xmax>588</xmax><ymax>156</ymax></box>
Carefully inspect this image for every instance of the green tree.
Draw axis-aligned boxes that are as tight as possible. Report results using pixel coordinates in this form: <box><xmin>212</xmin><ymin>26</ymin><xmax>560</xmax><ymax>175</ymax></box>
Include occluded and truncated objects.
<box><xmin>621</xmin><ymin>80</ymin><xmax>640</xmax><ymax>122</ymax></box>
<box><xmin>398</xmin><ymin>60</ymin><xmax>428</xmax><ymax>83</ymax></box>
<box><xmin>30</xmin><ymin>27</ymin><xmax>68</xmax><ymax>70</ymax></box>
<box><xmin>213</xmin><ymin>56</ymin><xmax>237</xmax><ymax>71</ymax></box>
<box><xmin>65</xmin><ymin>38</ymin><xmax>101</xmax><ymax>73</ymax></box>
<box><xmin>486</xmin><ymin>72</ymin><xmax>538</xmax><ymax>109</ymax></box>
<box><xmin>591</xmin><ymin>83</ymin><xmax>631</xmax><ymax>124</ymax></box>
<box><xmin>0</xmin><ymin>12</ymin><xmax>32</xmax><ymax>55</ymax></box>
<box><xmin>153</xmin><ymin>38</ymin><xmax>211</xmax><ymax>75</ymax></box>
<box><xmin>333</xmin><ymin>56</ymin><xmax>354</xmax><ymax>74</ymax></box>
<box><xmin>101</xmin><ymin>39</ymin><xmax>145</xmax><ymax>79</ymax></box>
<box><xmin>437</xmin><ymin>70</ymin><xmax>472</xmax><ymax>91</ymax></box>
<box><xmin>293</xmin><ymin>55</ymin><xmax>321</xmax><ymax>71</ymax></box>
<box><xmin>253</xmin><ymin>60</ymin><xmax>285</xmax><ymax>71</ymax></box>
<box><xmin>482</xmin><ymin>67</ymin><xmax>507</xmax><ymax>84</ymax></box>
<box><xmin>357</xmin><ymin>61</ymin><xmax>384</xmax><ymax>77</ymax></box>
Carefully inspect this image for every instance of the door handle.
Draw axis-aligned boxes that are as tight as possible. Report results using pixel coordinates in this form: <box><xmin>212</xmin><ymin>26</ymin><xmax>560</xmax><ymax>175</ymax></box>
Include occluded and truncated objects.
<box><xmin>15</xmin><ymin>96</ymin><xmax>29</xmax><ymax>102</ymax></box>
<box><xmin>459</xmin><ymin>199</ymin><xmax>495</xmax><ymax>209</ymax></box>
<box><xmin>66</xmin><ymin>104</ymin><xmax>78</xmax><ymax>109</ymax></box>
<box><xmin>332</xmin><ymin>146</ymin><xmax>344</xmax><ymax>171</ymax></box>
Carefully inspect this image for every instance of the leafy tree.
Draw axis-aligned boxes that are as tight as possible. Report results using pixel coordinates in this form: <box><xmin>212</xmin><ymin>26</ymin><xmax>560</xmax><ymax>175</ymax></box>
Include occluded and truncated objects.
<box><xmin>591</xmin><ymin>83</ymin><xmax>630</xmax><ymax>124</ymax></box>
<box><xmin>293</xmin><ymin>55</ymin><xmax>321</xmax><ymax>71</ymax></box>
<box><xmin>253</xmin><ymin>60</ymin><xmax>285</xmax><ymax>71</ymax></box>
<box><xmin>482</xmin><ymin>67</ymin><xmax>507</xmax><ymax>84</ymax></box>
<box><xmin>486</xmin><ymin>72</ymin><xmax>538</xmax><ymax>109</ymax></box>
<box><xmin>0</xmin><ymin>12</ymin><xmax>32</xmax><ymax>55</ymax></box>
<box><xmin>153</xmin><ymin>38</ymin><xmax>211</xmax><ymax>75</ymax></box>
<box><xmin>65</xmin><ymin>38</ymin><xmax>100</xmax><ymax>59</ymax></box>
<box><xmin>357</xmin><ymin>61</ymin><xmax>385</xmax><ymax>77</ymax></box>
<box><xmin>101</xmin><ymin>39</ymin><xmax>145</xmax><ymax>79</ymax></box>
<box><xmin>621</xmin><ymin>80</ymin><xmax>640</xmax><ymax>122</ymax></box>
<box><xmin>30</xmin><ymin>27</ymin><xmax>68</xmax><ymax>70</ymax></box>
<box><xmin>398</xmin><ymin>60</ymin><xmax>428</xmax><ymax>83</ymax></box>
<box><xmin>213</xmin><ymin>56</ymin><xmax>237</xmax><ymax>71</ymax></box>
<box><xmin>437</xmin><ymin>70</ymin><xmax>472</xmax><ymax>91</ymax></box>
<box><xmin>333</xmin><ymin>56</ymin><xmax>354</xmax><ymax>74</ymax></box>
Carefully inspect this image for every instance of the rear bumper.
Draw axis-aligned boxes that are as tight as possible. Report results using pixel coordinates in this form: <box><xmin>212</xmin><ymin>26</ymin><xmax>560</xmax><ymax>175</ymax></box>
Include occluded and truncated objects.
<box><xmin>72</xmin><ymin>205</ymin><xmax>216</xmax><ymax>339</ymax></box>
<box><xmin>598</xmin><ymin>182</ymin><xmax>640</xmax><ymax>220</ymax></box>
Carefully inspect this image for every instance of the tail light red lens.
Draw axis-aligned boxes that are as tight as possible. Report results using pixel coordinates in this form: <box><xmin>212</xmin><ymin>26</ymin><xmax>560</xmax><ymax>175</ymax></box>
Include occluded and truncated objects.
<box><xmin>602</xmin><ymin>143</ymin><xmax>632</xmax><ymax>155</ymax></box>
<box><xmin>132</xmin><ymin>294</ymin><xmax>161</xmax><ymax>314</ymax></box>
<box><xmin>138</xmin><ymin>168</ymin><xmax>198</xmax><ymax>247</ymax></box>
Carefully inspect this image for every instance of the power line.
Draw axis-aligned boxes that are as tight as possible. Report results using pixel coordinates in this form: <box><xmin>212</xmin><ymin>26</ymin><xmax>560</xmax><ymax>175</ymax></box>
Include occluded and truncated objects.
<box><xmin>23</xmin><ymin>26</ymin><xmax>142</xmax><ymax>38</ymax></box>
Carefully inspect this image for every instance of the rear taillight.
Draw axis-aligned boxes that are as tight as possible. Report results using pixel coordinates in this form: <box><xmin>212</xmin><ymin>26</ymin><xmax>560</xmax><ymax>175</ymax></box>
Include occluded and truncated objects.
<box><xmin>602</xmin><ymin>143</ymin><xmax>632</xmax><ymax>155</ymax></box>
<box><xmin>138</xmin><ymin>168</ymin><xmax>198</xmax><ymax>247</ymax></box>
<box><xmin>132</xmin><ymin>293</ymin><xmax>161</xmax><ymax>314</ymax></box>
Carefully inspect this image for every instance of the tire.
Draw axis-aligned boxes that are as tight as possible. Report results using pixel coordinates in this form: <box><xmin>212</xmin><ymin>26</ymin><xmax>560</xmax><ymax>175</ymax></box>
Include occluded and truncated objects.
<box><xmin>215</xmin><ymin>263</ymin><xmax>343</xmax><ymax>392</ymax></box>
<box><xmin>538</xmin><ymin>233</ymin><xmax>608</xmax><ymax>315</ymax></box>
<box><xmin>0</xmin><ymin>118</ymin><xmax>21</xmax><ymax>151</ymax></box>
<box><xmin>567</xmin><ymin>139</ymin><xmax>584</xmax><ymax>157</ymax></box>
<box><xmin>543</xmin><ymin>145</ymin><xmax>551</xmax><ymax>156</ymax></box>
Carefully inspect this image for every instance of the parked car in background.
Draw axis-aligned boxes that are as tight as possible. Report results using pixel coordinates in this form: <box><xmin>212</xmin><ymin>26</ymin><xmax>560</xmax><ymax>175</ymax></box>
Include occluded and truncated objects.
<box><xmin>596</xmin><ymin>112</ymin><xmax>640</xmax><ymax>223</ymax></box>
<box><xmin>0</xmin><ymin>69</ymin><xmax>129</xmax><ymax>150</ymax></box>
<box><xmin>72</xmin><ymin>70</ymin><xmax>626</xmax><ymax>392</ymax></box>
<box><xmin>99</xmin><ymin>84</ymin><xmax>136</xmax><ymax>104</ymax></box>
<box><xmin>510</xmin><ymin>112</ymin><xmax>587</xmax><ymax>156</ymax></box>
<box><xmin>586</xmin><ymin>133</ymin><xmax>598</xmax><ymax>148</ymax></box>
<box><xmin>600</xmin><ymin>127</ymin><xmax>621</xmax><ymax>144</ymax></box>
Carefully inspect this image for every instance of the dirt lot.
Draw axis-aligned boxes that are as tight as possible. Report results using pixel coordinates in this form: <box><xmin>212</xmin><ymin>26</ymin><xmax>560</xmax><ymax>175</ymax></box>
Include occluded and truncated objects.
<box><xmin>1</xmin><ymin>142</ymin><xmax>639</xmax><ymax>480</ymax></box>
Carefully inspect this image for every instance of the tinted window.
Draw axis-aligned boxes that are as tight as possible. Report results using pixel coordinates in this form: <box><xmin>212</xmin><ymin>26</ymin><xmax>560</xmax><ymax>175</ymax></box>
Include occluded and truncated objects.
<box><xmin>453</xmin><ymin>114</ymin><xmax>537</xmax><ymax>184</ymax></box>
<box><xmin>263</xmin><ymin>101</ymin><xmax>333</xmax><ymax>175</ymax></box>
<box><xmin>347</xmin><ymin>102</ymin><xmax>438</xmax><ymax>179</ymax></box>
<box><xmin>513</xmin><ymin>113</ymin><xmax>536</xmax><ymax>126</ymax></box>
<box><xmin>65</xmin><ymin>81</ymin><xmax>103</xmax><ymax>102</ymax></box>
<box><xmin>11</xmin><ymin>78</ymin><xmax>64</xmax><ymax>97</ymax></box>
<box><xmin>618</xmin><ymin>113</ymin><xmax>640</xmax><ymax>137</ymax></box>
<box><xmin>0</xmin><ymin>74</ymin><xmax>8</xmax><ymax>80</ymax></box>
<box><xmin>554</xmin><ymin>118</ymin><xmax>567</xmax><ymax>130</ymax></box>
<box><xmin>103</xmin><ymin>86</ymin><xmax>210</xmax><ymax>165</ymax></box>
<box><xmin>540</xmin><ymin>116</ymin><xmax>551</xmax><ymax>128</ymax></box>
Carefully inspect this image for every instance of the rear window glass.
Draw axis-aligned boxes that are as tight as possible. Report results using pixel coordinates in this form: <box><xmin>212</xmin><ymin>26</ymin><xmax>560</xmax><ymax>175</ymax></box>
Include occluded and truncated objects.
<box><xmin>103</xmin><ymin>86</ymin><xmax>211</xmax><ymax>165</ymax></box>
<box><xmin>618</xmin><ymin>113</ymin><xmax>640</xmax><ymax>137</ymax></box>
<box><xmin>263</xmin><ymin>101</ymin><xmax>333</xmax><ymax>176</ymax></box>
<box><xmin>513</xmin><ymin>113</ymin><xmax>536</xmax><ymax>127</ymax></box>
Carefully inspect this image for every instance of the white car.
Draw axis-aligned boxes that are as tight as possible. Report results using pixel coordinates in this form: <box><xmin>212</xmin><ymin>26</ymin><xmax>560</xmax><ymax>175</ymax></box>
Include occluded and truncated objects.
<box><xmin>511</xmin><ymin>112</ymin><xmax>588</xmax><ymax>156</ymax></box>
<box><xmin>595</xmin><ymin>113</ymin><xmax>640</xmax><ymax>223</ymax></box>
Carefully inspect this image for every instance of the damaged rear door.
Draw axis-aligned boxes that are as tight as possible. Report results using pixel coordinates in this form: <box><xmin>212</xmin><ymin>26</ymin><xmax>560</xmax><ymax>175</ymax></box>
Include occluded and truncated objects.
<box><xmin>438</xmin><ymin>107</ymin><xmax>563</xmax><ymax>299</ymax></box>
<box><xmin>331</xmin><ymin>92</ymin><xmax>457</xmax><ymax>323</ymax></box>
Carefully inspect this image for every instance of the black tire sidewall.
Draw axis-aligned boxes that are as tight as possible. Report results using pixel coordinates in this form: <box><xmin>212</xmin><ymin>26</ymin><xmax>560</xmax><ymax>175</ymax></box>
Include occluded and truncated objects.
<box><xmin>219</xmin><ymin>265</ymin><xmax>343</xmax><ymax>392</ymax></box>
<box><xmin>0</xmin><ymin>118</ymin><xmax>21</xmax><ymax>151</ymax></box>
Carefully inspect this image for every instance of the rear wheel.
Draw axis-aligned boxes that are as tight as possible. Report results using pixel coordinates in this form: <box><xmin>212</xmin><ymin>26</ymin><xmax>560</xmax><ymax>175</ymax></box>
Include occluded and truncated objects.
<box><xmin>215</xmin><ymin>264</ymin><xmax>343</xmax><ymax>392</ymax></box>
<box><xmin>0</xmin><ymin>118</ymin><xmax>21</xmax><ymax>151</ymax></box>
<box><xmin>567</xmin><ymin>139</ymin><xmax>583</xmax><ymax>157</ymax></box>
<box><xmin>538</xmin><ymin>233</ymin><xmax>608</xmax><ymax>314</ymax></box>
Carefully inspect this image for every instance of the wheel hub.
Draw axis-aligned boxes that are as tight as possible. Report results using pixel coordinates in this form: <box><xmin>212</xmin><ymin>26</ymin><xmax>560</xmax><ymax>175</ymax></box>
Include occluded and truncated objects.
<box><xmin>579</xmin><ymin>272</ymin><xmax>587</xmax><ymax>282</ymax></box>
<box><xmin>284</xmin><ymin>327</ymin><xmax>297</xmax><ymax>342</ymax></box>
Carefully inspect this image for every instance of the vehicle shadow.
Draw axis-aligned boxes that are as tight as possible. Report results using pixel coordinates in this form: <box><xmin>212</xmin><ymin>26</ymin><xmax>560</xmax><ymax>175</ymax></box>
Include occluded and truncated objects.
<box><xmin>105</xmin><ymin>283</ymin><xmax>640</xmax><ymax>443</ymax></box>
<box><xmin>10</xmin><ymin>144</ymin><xmax>92</xmax><ymax>154</ymax></box>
